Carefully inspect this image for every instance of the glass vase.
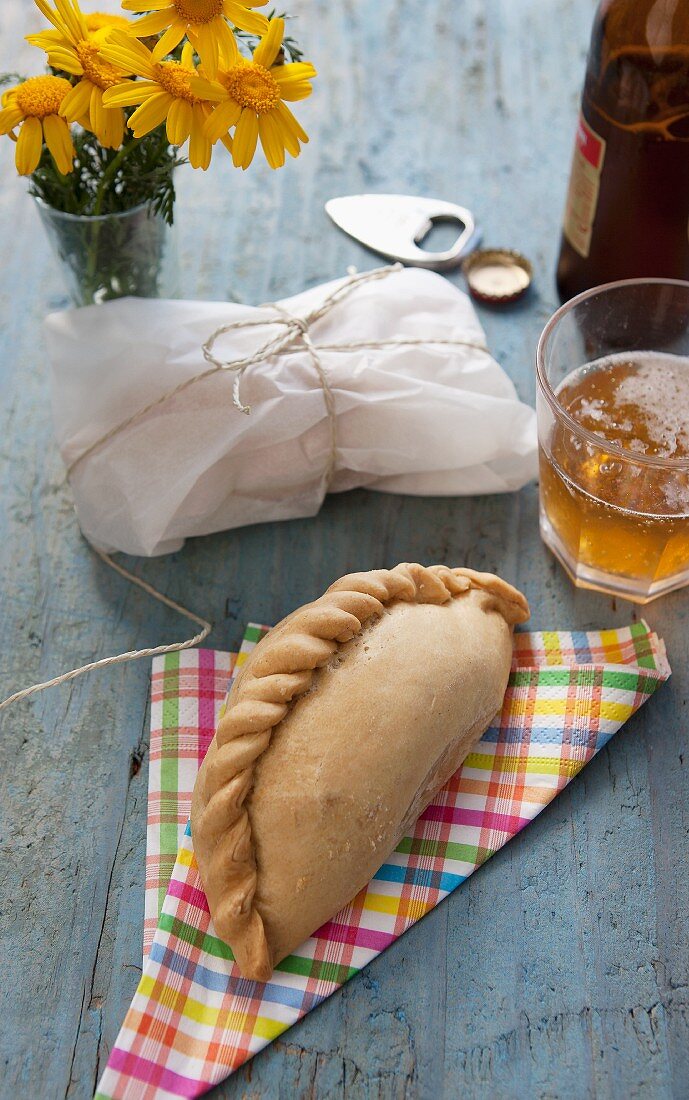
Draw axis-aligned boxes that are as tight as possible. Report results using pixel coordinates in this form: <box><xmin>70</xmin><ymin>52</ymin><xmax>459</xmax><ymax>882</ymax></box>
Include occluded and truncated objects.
<box><xmin>34</xmin><ymin>198</ymin><xmax>177</xmax><ymax>306</ymax></box>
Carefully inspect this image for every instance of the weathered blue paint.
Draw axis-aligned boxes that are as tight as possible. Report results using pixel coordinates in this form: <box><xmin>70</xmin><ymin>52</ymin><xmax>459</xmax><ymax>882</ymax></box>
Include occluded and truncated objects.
<box><xmin>1</xmin><ymin>0</ymin><xmax>688</xmax><ymax>1097</ymax></box>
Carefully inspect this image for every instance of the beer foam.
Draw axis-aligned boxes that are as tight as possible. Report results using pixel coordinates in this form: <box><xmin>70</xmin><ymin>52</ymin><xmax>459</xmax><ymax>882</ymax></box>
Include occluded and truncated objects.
<box><xmin>615</xmin><ymin>355</ymin><xmax>689</xmax><ymax>458</ymax></box>
<box><xmin>558</xmin><ymin>352</ymin><xmax>689</xmax><ymax>460</ymax></box>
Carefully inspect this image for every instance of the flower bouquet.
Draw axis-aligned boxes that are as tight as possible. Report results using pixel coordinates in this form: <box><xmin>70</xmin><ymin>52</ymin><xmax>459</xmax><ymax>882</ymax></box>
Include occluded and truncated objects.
<box><xmin>1</xmin><ymin>0</ymin><xmax>316</xmax><ymax>303</ymax></box>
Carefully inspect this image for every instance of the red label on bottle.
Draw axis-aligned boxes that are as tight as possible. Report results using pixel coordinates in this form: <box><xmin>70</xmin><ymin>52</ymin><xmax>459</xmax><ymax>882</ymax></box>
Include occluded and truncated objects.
<box><xmin>563</xmin><ymin>112</ymin><xmax>607</xmax><ymax>258</ymax></box>
<box><xmin>577</xmin><ymin>116</ymin><xmax>605</xmax><ymax>169</ymax></box>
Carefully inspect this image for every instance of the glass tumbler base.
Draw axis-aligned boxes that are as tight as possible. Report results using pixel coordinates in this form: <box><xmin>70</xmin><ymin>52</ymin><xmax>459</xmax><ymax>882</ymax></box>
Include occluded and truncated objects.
<box><xmin>539</xmin><ymin>509</ymin><xmax>689</xmax><ymax>604</ymax></box>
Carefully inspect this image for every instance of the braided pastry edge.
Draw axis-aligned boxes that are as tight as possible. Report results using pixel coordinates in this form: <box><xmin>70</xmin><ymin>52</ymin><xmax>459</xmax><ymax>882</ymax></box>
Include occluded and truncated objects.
<box><xmin>191</xmin><ymin>563</ymin><xmax>529</xmax><ymax>981</ymax></box>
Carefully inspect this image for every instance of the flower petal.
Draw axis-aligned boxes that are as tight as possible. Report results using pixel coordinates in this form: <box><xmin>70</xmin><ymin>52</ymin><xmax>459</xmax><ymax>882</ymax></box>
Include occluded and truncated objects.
<box><xmin>0</xmin><ymin>106</ymin><xmax>24</xmax><ymax>135</ymax></box>
<box><xmin>85</xmin><ymin>87</ymin><xmax>123</xmax><ymax>149</ymax></box>
<box><xmin>54</xmin><ymin>0</ymin><xmax>88</xmax><ymax>42</ymax></box>
<box><xmin>232</xmin><ymin>106</ymin><xmax>258</xmax><ymax>169</ymax></box>
<box><xmin>105</xmin><ymin>106</ymin><xmax>125</xmax><ymax>149</ymax></box>
<box><xmin>258</xmin><ymin>111</ymin><xmax>284</xmax><ymax>169</ymax></box>
<box><xmin>275</xmin><ymin>80</ymin><xmax>314</xmax><ymax>102</ymax></box>
<box><xmin>217</xmin><ymin>17</ymin><xmax>239</xmax><ymax>66</ymax></box>
<box><xmin>103</xmin><ymin>80</ymin><xmax>162</xmax><ymax>107</ymax></box>
<box><xmin>204</xmin><ymin>96</ymin><xmax>241</xmax><ymax>142</ymax></box>
<box><xmin>60</xmin><ymin>78</ymin><xmax>93</xmax><ymax>122</ymax></box>
<box><xmin>43</xmin><ymin>112</ymin><xmax>74</xmax><ymax>173</ymax></box>
<box><xmin>32</xmin><ymin>0</ymin><xmax>69</xmax><ymax>36</ymax></box>
<box><xmin>129</xmin><ymin>8</ymin><xmax>174</xmax><ymax>36</ymax></box>
<box><xmin>166</xmin><ymin>97</ymin><xmax>193</xmax><ymax>144</ymax></box>
<box><xmin>188</xmin><ymin>75</ymin><xmax>225</xmax><ymax>102</ymax></box>
<box><xmin>40</xmin><ymin>47</ymin><xmax>84</xmax><ymax>75</ymax></box>
<box><xmin>15</xmin><ymin>117</ymin><xmax>44</xmax><ymax>175</ymax></box>
<box><xmin>25</xmin><ymin>34</ymin><xmax>83</xmax><ymax>76</ymax></box>
<box><xmin>189</xmin><ymin>22</ymin><xmax>220</xmax><ymax>77</ymax></box>
<box><xmin>252</xmin><ymin>16</ymin><xmax>283</xmax><ymax>68</ymax></box>
<box><xmin>100</xmin><ymin>32</ymin><xmax>157</xmax><ymax>78</ymax></box>
<box><xmin>122</xmin><ymin>0</ymin><xmax>172</xmax><ymax>8</ymax></box>
<box><xmin>151</xmin><ymin>19</ymin><xmax>187</xmax><ymax>61</ymax></box>
<box><xmin>25</xmin><ymin>31</ymin><xmax>63</xmax><ymax>48</ymax></box>
<box><xmin>272</xmin><ymin>61</ymin><xmax>317</xmax><ymax>84</ymax></box>
<box><xmin>189</xmin><ymin>103</ymin><xmax>212</xmax><ymax>169</ymax></box>
<box><xmin>223</xmin><ymin>1</ymin><xmax>269</xmax><ymax>34</ymax></box>
<box><xmin>128</xmin><ymin>91</ymin><xmax>173</xmax><ymax>136</ymax></box>
<box><xmin>275</xmin><ymin>100</ymin><xmax>308</xmax><ymax>149</ymax></box>
<box><xmin>272</xmin><ymin>103</ymin><xmax>299</xmax><ymax>156</ymax></box>
<box><xmin>89</xmin><ymin>83</ymin><xmax>106</xmax><ymax>140</ymax></box>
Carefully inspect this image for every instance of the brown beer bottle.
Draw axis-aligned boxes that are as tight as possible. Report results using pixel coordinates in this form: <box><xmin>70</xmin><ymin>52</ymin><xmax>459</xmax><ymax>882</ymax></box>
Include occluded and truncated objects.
<box><xmin>556</xmin><ymin>0</ymin><xmax>689</xmax><ymax>302</ymax></box>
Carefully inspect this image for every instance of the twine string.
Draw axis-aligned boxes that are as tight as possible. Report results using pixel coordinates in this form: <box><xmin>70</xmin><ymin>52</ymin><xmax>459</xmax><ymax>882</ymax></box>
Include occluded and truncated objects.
<box><xmin>67</xmin><ymin>264</ymin><xmax>489</xmax><ymax>481</ymax></box>
<box><xmin>67</xmin><ymin>264</ymin><xmax>402</xmax><ymax>478</ymax></box>
<box><xmin>269</xmin><ymin>302</ymin><xmax>340</xmax><ymax>486</ymax></box>
<box><xmin>0</xmin><ymin>551</ymin><xmax>211</xmax><ymax>714</ymax></box>
<box><xmin>3</xmin><ymin>265</ymin><xmax>491</xmax><ymax>713</ymax></box>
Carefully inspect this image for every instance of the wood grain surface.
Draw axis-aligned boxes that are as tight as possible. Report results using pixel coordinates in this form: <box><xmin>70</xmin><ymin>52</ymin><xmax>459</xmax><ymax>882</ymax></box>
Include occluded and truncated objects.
<box><xmin>1</xmin><ymin>1</ymin><xmax>688</xmax><ymax>1097</ymax></box>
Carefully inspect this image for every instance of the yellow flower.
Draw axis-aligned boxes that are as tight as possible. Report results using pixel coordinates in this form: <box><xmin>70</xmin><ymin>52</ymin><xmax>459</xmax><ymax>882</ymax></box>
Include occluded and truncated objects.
<box><xmin>27</xmin><ymin>0</ymin><xmax>132</xmax><ymax>149</ymax></box>
<box><xmin>101</xmin><ymin>35</ymin><xmax>221</xmax><ymax>169</ymax></box>
<box><xmin>193</xmin><ymin>18</ymin><xmax>315</xmax><ymax>170</ymax></box>
<box><xmin>0</xmin><ymin>75</ymin><xmax>74</xmax><ymax>175</ymax></box>
<box><xmin>121</xmin><ymin>0</ymin><xmax>269</xmax><ymax>75</ymax></box>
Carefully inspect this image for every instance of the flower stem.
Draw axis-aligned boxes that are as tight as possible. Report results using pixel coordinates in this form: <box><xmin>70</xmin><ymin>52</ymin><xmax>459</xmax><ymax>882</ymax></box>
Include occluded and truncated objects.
<box><xmin>93</xmin><ymin>138</ymin><xmax>136</xmax><ymax>216</ymax></box>
<box><xmin>84</xmin><ymin>137</ymin><xmax>141</xmax><ymax>299</ymax></box>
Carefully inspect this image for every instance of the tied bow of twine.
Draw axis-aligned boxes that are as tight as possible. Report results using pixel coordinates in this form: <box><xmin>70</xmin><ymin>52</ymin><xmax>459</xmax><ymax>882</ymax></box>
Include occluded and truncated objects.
<box><xmin>0</xmin><ymin>265</ymin><xmax>490</xmax><ymax>713</ymax></box>
<box><xmin>66</xmin><ymin>264</ymin><xmax>402</xmax><ymax>485</ymax></box>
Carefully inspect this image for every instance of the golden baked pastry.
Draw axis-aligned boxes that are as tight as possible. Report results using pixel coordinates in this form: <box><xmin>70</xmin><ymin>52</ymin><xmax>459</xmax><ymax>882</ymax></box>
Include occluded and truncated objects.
<box><xmin>191</xmin><ymin>563</ymin><xmax>529</xmax><ymax>981</ymax></box>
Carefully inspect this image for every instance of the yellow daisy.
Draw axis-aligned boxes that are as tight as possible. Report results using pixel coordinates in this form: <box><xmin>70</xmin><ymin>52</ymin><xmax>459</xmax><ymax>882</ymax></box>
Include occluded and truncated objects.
<box><xmin>27</xmin><ymin>0</ymin><xmax>132</xmax><ymax>149</ymax></box>
<box><xmin>0</xmin><ymin>75</ymin><xmax>74</xmax><ymax>175</ymax></box>
<box><xmin>102</xmin><ymin>35</ymin><xmax>222</xmax><ymax>169</ymax></box>
<box><xmin>192</xmin><ymin>18</ymin><xmax>315</xmax><ymax>170</ymax></box>
<box><xmin>121</xmin><ymin>0</ymin><xmax>269</xmax><ymax>75</ymax></box>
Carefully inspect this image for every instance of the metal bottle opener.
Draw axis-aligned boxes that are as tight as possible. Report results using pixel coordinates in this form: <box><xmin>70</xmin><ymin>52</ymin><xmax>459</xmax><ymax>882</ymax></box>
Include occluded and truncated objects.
<box><xmin>325</xmin><ymin>194</ymin><xmax>481</xmax><ymax>272</ymax></box>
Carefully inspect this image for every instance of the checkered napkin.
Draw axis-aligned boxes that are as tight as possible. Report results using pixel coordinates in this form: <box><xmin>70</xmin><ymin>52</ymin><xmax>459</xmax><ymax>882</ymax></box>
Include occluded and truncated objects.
<box><xmin>96</xmin><ymin>621</ymin><xmax>670</xmax><ymax>1100</ymax></box>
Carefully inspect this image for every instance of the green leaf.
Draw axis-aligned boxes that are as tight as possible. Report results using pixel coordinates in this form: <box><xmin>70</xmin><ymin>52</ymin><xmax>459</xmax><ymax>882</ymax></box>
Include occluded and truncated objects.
<box><xmin>28</xmin><ymin>124</ymin><xmax>185</xmax><ymax>225</ymax></box>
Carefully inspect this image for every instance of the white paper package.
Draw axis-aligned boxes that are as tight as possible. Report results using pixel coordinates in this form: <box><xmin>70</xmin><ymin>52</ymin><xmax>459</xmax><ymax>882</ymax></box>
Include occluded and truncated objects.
<box><xmin>46</xmin><ymin>265</ymin><xmax>538</xmax><ymax>557</ymax></box>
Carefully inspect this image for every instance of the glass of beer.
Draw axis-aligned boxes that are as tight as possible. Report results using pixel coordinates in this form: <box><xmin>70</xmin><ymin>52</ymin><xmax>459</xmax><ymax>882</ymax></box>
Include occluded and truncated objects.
<box><xmin>537</xmin><ymin>279</ymin><xmax>689</xmax><ymax>602</ymax></box>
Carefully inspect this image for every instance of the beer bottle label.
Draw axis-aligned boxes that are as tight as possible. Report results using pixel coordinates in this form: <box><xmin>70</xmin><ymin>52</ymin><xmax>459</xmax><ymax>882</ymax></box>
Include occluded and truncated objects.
<box><xmin>562</xmin><ymin>112</ymin><xmax>606</xmax><ymax>258</ymax></box>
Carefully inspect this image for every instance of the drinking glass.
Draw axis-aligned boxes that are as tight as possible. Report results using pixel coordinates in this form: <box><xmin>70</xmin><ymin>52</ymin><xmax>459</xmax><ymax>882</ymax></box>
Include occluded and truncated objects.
<box><xmin>536</xmin><ymin>279</ymin><xmax>689</xmax><ymax>602</ymax></box>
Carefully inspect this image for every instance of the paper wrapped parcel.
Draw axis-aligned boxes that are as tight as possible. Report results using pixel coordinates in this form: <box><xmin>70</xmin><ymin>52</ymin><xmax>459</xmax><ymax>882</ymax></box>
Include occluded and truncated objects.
<box><xmin>46</xmin><ymin>265</ymin><xmax>537</xmax><ymax>557</ymax></box>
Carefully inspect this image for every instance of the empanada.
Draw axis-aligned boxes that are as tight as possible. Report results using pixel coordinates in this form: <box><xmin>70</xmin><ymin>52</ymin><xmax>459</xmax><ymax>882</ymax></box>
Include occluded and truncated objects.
<box><xmin>191</xmin><ymin>563</ymin><xmax>529</xmax><ymax>981</ymax></box>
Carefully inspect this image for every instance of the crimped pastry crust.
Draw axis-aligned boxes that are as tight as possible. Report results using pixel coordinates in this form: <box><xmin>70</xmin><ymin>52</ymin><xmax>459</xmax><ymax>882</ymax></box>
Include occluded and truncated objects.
<box><xmin>191</xmin><ymin>563</ymin><xmax>528</xmax><ymax>980</ymax></box>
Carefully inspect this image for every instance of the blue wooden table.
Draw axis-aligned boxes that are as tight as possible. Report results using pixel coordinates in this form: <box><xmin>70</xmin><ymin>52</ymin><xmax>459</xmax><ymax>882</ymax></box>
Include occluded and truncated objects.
<box><xmin>2</xmin><ymin>1</ymin><xmax>688</xmax><ymax>1097</ymax></box>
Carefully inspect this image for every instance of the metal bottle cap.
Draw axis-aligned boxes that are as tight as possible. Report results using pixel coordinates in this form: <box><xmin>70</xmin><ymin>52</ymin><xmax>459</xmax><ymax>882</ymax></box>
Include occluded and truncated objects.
<box><xmin>462</xmin><ymin>248</ymin><xmax>533</xmax><ymax>304</ymax></box>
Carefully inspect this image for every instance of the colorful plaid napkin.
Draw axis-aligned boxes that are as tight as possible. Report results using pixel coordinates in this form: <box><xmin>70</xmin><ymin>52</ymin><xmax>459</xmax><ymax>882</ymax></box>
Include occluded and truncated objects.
<box><xmin>96</xmin><ymin>621</ymin><xmax>670</xmax><ymax>1100</ymax></box>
